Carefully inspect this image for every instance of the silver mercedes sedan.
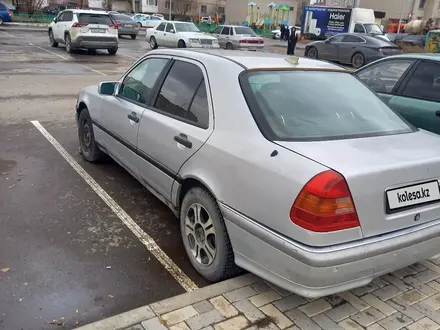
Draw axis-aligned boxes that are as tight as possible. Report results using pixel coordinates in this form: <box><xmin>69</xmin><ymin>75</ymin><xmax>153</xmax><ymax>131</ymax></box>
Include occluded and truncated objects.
<box><xmin>75</xmin><ymin>49</ymin><xmax>440</xmax><ymax>298</ymax></box>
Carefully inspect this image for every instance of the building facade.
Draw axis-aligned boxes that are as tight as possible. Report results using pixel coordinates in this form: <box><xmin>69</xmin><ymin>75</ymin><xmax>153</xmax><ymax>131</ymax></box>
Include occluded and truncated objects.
<box><xmin>225</xmin><ymin>0</ymin><xmax>299</xmax><ymax>26</ymax></box>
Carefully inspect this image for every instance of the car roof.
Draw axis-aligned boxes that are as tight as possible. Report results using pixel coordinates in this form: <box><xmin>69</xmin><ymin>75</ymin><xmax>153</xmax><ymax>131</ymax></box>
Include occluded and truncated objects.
<box><xmin>148</xmin><ymin>49</ymin><xmax>345</xmax><ymax>71</ymax></box>
<box><xmin>66</xmin><ymin>9</ymin><xmax>109</xmax><ymax>14</ymax></box>
<box><xmin>384</xmin><ymin>53</ymin><xmax>440</xmax><ymax>61</ymax></box>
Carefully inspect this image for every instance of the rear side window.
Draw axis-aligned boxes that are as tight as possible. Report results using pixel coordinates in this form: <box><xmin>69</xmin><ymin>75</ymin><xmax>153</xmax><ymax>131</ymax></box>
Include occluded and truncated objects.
<box><xmin>63</xmin><ymin>11</ymin><xmax>73</xmax><ymax>21</ymax></box>
<box><xmin>154</xmin><ymin>61</ymin><xmax>209</xmax><ymax>128</ymax></box>
<box><xmin>78</xmin><ymin>13</ymin><xmax>113</xmax><ymax>24</ymax></box>
<box><xmin>402</xmin><ymin>61</ymin><xmax>440</xmax><ymax>102</ymax></box>
<box><xmin>240</xmin><ymin>70</ymin><xmax>413</xmax><ymax>141</ymax></box>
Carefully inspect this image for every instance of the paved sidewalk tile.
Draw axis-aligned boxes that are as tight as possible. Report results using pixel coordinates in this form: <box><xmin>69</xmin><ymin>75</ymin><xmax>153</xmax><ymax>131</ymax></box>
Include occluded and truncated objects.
<box><xmin>75</xmin><ymin>261</ymin><xmax>440</xmax><ymax>330</ymax></box>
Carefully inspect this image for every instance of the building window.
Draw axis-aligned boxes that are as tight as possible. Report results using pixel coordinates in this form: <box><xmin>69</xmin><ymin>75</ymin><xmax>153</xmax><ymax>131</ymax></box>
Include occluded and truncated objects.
<box><xmin>165</xmin><ymin>1</ymin><xmax>174</xmax><ymax>9</ymax></box>
<box><xmin>201</xmin><ymin>4</ymin><xmax>207</xmax><ymax>13</ymax></box>
<box><xmin>146</xmin><ymin>0</ymin><xmax>157</xmax><ymax>5</ymax></box>
<box><xmin>218</xmin><ymin>6</ymin><xmax>225</xmax><ymax>13</ymax></box>
<box><xmin>419</xmin><ymin>0</ymin><xmax>425</xmax><ymax>9</ymax></box>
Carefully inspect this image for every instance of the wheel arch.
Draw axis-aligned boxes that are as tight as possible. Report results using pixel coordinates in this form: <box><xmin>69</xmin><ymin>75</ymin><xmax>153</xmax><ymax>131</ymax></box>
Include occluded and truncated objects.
<box><xmin>76</xmin><ymin>101</ymin><xmax>88</xmax><ymax>119</ymax></box>
<box><xmin>177</xmin><ymin>175</ymin><xmax>219</xmax><ymax>212</ymax></box>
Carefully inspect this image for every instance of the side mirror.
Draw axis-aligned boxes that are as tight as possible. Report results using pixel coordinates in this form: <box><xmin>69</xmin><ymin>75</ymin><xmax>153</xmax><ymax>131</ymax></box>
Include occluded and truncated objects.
<box><xmin>98</xmin><ymin>81</ymin><xmax>118</xmax><ymax>96</ymax></box>
<box><xmin>170</xmin><ymin>29</ymin><xmax>175</xmax><ymax>33</ymax></box>
<box><xmin>325</xmin><ymin>39</ymin><xmax>330</xmax><ymax>43</ymax></box>
<box><xmin>53</xmin><ymin>17</ymin><xmax>57</xmax><ymax>23</ymax></box>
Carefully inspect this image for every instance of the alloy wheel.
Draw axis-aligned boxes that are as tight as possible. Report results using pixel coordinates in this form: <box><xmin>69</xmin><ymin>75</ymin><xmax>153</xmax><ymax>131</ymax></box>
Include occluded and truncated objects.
<box><xmin>81</xmin><ymin>119</ymin><xmax>92</xmax><ymax>154</ymax></box>
<box><xmin>185</xmin><ymin>203</ymin><xmax>216</xmax><ymax>266</ymax></box>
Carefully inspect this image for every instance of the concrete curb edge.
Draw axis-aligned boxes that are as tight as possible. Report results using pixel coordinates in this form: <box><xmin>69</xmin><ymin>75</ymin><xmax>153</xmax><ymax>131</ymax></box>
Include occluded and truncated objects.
<box><xmin>74</xmin><ymin>273</ymin><xmax>261</xmax><ymax>330</ymax></box>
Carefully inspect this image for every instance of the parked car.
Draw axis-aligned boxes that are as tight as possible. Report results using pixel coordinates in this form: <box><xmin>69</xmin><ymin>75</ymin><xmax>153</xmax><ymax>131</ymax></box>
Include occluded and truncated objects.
<box><xmin>146</xmin><ymin>21</ymin><xmax>219</xmax><ymax>49</ymax></box>
<box><xmin>42</xmin><ymin>3</ymin><xmax>76</xmax><ymax>15</ymax></box>
<box><xmin>355</xmin><ymin>53</ymin><xmax>440</xmax><ymax>135</ymax></box>
<box><xmin>48</xmin><ymin>9</ymin><xmax>118</xmax><ymax>55</ymax></box>
<box><xmin>108</xmin><ymin>13</ymin><xmax>138</xmax><ymax>39</ymax></box>
<box><xmin>305</xmin><ymin>33</ymin><xmax>402</xmax><ymax>68</ymax></box>
<box><xmin>0</xmin><ymin>2</ymin><xmax>12</xmax><ymax>25</ymax></box>
<box><xmin>211</xmin><ymin>25</ymin><xmax>264</xmax><ymax>51</ymax></box>
<box><xmin>76</xmin><ymin>49</ymin><xmax>440</xmax><ymax>298</ymax></box>
<box><xmin>271</xmin><ymin>25</ymin><xmax>301</xmax><ymax>39</ymax></box>
<box><xmin>132</xmin><ymin>13</ymin><xmax>163</xmax><ymax>28</ymax></box>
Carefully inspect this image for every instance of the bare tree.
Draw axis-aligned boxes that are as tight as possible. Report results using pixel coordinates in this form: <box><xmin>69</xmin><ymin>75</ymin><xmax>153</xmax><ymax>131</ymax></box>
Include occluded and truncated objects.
<box><xmin>77</xmin><ymin>0</ymin><xmax>89</xmax><ymax>9</ymax></box>
<box><xmin>21</xmin><ymin>0</ymin><xmax>45</xmax><ymax>13</ymax></box>
<box><xmin>172</xmin><ymin>0</ymin><xmax>198</xmax><ymax>17</ymax></box>
<box><xmin>102</xmin><ymin>0</ymin><xmax>112</xmax><ymax>11</ymax></box>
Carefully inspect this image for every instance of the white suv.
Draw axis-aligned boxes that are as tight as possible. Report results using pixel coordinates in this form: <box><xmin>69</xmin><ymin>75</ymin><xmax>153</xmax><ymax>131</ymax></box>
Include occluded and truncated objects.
<box><xmin>48</xmin><ymin>9</ymin><xmax>119</xmax><ymax>55</ymax></box>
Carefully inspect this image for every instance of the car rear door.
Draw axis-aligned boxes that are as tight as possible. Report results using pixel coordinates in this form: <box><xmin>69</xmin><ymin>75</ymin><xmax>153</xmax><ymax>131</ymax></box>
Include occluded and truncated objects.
<box><xmin>52</xmin><ymin>11</ymin><xmax>66</xmax><ymax>41</ymax></box>
<box><xmin>387</xmin><ymin>60</ymin><xmax>440</xmax><ymax>135</ymax></box>
<box><xmin>97</xmin><ymin>56</ymin><xmax>171</xmax><ymax>177</ymax></box>
<box><xmin>320</xmin><ymin>34</ymin><xmax>344</xmax><ymax>61</ymax></box>
<box><xmin>164</xmin><ymin>22</ymin><xmax>177</xmax><ymax>47</ymax></box>
<box><xmin>137</xmin><ymin>58</ymin><xmax>214</xmax><ymax>201</ymax></box>
<box><xmin>153</xmin><ymin>22</ymin><xmax>166</xmax><ymax>46</ymax></box>
<box><xmin>219</xmin><ymin>26</ymin><xmax>231</xmax><ymax>48</ymax></box>
<box><xmin>338</xmin><ymin>35</ymin><xmax>364</xmax><ymax>64</ymax></box>
<box><xmin>355</xmin><ymin>57</ymin><xmax>416</xmax><ymax>103</ymax></box>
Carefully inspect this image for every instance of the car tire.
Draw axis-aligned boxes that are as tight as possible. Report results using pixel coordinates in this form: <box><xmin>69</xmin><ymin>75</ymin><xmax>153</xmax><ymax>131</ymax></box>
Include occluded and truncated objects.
<box><xmin>0</xmin><ymin>17</ymin><xmax>3</xmax><ymax>25</ymax></box>
<box><xmin>78</xmin><ymin>108</ymin><xmax>104</xmax><ymax>163</ymax></box>
<box><xmin>108</xmin><ymin>48</ymin><xmax>118</xmax><ymax>55</ymax></box>
<box><xmin>130</xmin><ymin>34</ymin><xmax>137</xmax><ymax>40</ymax></box>
<box><xmin>49</xmin><ymin>29</ymin><xmax>58</xmax><ymax>47</ymax></box>
<box><xmin>149</xmin><ymin>36</ymin><xmax>158</xmax><ymax>49</ymax></box>
<box><xmin>226</xmin><ymin>42</ymin><xmax>233</xmax><ymax>50</ymax></box>
<box><xmin>178</xmin><ymin>40</ymin><xmax>186</xmax><ymax>48</ymax></box>
<box><xmin>180</xmin><ymin>187</ymin><xmax>241</xmax><ymax>282</ymax></box>
<box><xmin>307</xmin><ymin>46</ymin><xmax>318</xmax><ymax>59</ymax></box>
<box><xmin>65</xmin><ymin>34</ymin><xmax>73</xmax><ymax>53</ymax></box>
<box><xmin>352</xmin><ymin>52</ymin><xmax>365</xmax><ymax>69</ymax></box>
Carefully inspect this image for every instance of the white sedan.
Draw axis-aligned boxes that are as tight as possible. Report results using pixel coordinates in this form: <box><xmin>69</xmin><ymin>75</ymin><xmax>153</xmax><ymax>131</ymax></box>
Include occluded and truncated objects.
<box><xmin>146</xmin><ymin>21</ymin><xmax>220</xmax><ymax>49</ymax></box>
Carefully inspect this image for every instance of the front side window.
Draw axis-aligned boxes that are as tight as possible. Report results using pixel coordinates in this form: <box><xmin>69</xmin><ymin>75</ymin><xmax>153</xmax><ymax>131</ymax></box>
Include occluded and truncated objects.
<box><xmin>357</xmin><ymin>59</ymin><xmax>414</xmax><ymax>94</ymax></box>
<box><xmin>402</xmin><ymin>61</ymin><xmax>440</xmax><ymax>102</ymax></box>
<box><xmin>354</xmin><ymin>24</ymin><xmax>365</xmax><ymax>33</ymax></box>
<box><xmin>329</xmin><ymin>34</ymin><xmax>344</xmax><ymax>42</ymax></box>
<box><xmin>156</xmin><ymin>22</ymin><xmax>166</xmax><ymax>31</ymax></box>
<box><xmin>56</xmin><ymin>12</ymin><xmax>65</xmax><ymax>22</ymax></box>
<box><xmin>165</xmin><ymin>23</ymin><xmax>174</xmax><ymax>32</ymax></box>
<box><xmin>221</xmin><ymin>26</ymin><xmax>230</xmax><ymax>35</ymax></box>
<box><xmin>119</xmin><ymin>58</ymin><xmax>169</xmax><ymax>105</ymax></box>
<box><xmin>154</xmin><ymin>61</ymin><xmax>209</xmax><ymax>127</ymax></box>
<box><xmin>240</xmin><ymin>70</ymin><xmax>413</xmax><ymax>140</ymax></box>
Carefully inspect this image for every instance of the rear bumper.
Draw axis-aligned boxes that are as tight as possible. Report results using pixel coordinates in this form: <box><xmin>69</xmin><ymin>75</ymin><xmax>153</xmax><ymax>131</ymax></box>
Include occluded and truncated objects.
<box><xmin>72</xmin><ymin>36</ymin><xmax>118</xmax><ymax>49</ymax></box>
<box><xmin>234</xmin><ymin>44</ymin><xmax>264</xmax><ymax>51</ymax></box>
<box><xmin>221</xmin><ymin>203</ymin><xmax>440</xmax><ymax>298</ymax></box>
<box><xmin>118</xmin><ymin>27</ymin><xmax>138</xmax><ymax>35</ymax></box>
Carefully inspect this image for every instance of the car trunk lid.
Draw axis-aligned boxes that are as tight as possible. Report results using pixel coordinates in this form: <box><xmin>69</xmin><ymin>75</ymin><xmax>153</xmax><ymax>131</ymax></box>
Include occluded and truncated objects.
<box><xmin>277</xmin><ymin>131</ymin><xmax>440</xmax><ymax>238</ymax></box>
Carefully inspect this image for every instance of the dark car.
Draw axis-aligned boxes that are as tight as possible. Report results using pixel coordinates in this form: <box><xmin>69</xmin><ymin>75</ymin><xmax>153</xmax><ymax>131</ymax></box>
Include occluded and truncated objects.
<box><xmin>305</xmin><ymin>33</ymin><xmax>402</xmax><ymax>69</ymax></box>
<box><xmin>42</xmin><ymin>3</ymin><xmax>76</xmax><ymax>15</ymax></box>
<box><xmin>355</xmin><ymin>53</ymin><xmax>440</xmax><ymax>135</ymax></box>
<box><xmin>0</xmin><ymin>2</ymin><xmax>12</xmax><ymax>25</ymax></box>
<box><xmin>108</xmin><ymin>13</ymin><xmax>138</xmax><ymax>39</ymax></box>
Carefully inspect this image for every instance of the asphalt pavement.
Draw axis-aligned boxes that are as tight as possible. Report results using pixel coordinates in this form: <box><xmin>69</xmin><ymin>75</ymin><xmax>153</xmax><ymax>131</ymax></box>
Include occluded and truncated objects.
<box><xmin>0</xmin><ymin>27</ymin><xmax>309</xmax><ymax>330</ymax></box>
<box><xmin>0</xmin><ymin>28</ymin><xmax>211</xmax><ymax>330</ymax></box>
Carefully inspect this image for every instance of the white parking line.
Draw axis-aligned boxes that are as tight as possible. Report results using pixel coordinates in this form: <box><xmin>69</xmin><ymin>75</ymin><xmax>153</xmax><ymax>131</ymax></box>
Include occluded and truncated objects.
<box><xmin>29</xmin><ymin>43</ymin><xmax>107</xmax><ymax>75</ymax></box>
<box><xmin>31</xmin><ymin>120</ymin><xmax>199</xmax><ymax>292</ymax></box>
<box><xmin>0</xmin><ymin>30</ymin><xmax>15</xmax><ymax>37</ymax></box>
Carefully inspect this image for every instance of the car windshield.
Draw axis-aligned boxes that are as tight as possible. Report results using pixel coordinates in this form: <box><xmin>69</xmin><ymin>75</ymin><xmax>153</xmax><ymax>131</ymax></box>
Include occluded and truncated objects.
<box><xmin>78</xmin><ymin>13</ymin><xmax>113</xmax><ymax>24</ymax></box>
<box><xmin>364</xmin><ymin>24</ymin><xmax>383</xmax><ymax>34</ymax></box>
<box><xmin>234</xmin><ymin>27</ymin><xmax>256</xmax><ymax>35</ymax></box>
<box><xmin>240</xmin><ymin>70</ymin><xmax>413</xmax><ymax>141</ymax></box>
<box><xmin>174</xmin><ymin>22</ymin><xmax>200</xmax><ymax>32</ymax></box>
<box><xmin>113</xmin><ymin>14</ymin><xmax>132</xmax><ymax>21</ymax></box>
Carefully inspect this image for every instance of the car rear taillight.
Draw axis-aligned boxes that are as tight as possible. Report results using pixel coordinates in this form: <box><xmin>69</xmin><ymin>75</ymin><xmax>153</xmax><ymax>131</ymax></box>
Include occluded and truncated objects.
<box><xmin>108</xmin><ymin>23</ymin><xmax>118</xmax><ymax>29</ymax></box>
<box><xmin>290</xmin><ymin>170</ymin><xmax>360</xmax><ymax>232</ymax></box>
<box><xmin>259</xmin><ymin>40</ymin><xmax>264</xmax><ymax>44</ymax></box>
<box><xmin>72</xmin><ymin>22</ymin><xmax>88</xmax><ymax>27</ymax></box>
<box><xmin>8</xmin><ymin>11</ymin><xmax>12</xmax><ymax>17</ymax></box>
<box><xmin>240</xmin><ymin>39</ymin><xmax>247</xmax><ymax>44</ymax></box>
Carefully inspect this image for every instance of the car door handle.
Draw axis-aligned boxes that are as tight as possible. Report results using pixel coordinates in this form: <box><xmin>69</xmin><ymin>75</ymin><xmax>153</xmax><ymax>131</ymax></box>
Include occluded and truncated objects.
<box><xmin>436</xmin><ymin>110</ymin><xmax>440</xmax><ymax>117</ymax></box>
<box><xmin>174</xmin><ymin>134</ymin><xmax>192</xmax><ymax>149</ymax></box>
<box><xmin>127</xmin><ymin>112</ymin><xmax>139</xmax><ymax>123</ymax></box>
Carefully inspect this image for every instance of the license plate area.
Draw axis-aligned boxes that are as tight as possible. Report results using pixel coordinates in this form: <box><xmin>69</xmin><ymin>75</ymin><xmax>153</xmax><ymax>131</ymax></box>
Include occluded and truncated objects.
<box><xmin>91</xmin><ymin>28</ymin><xmax>105</xmax><ymax>33</ymax></box>
<box><xmin>386</xmin><ymin>180</ymin><xmax>440</xmax><ymax>212</ymax></box>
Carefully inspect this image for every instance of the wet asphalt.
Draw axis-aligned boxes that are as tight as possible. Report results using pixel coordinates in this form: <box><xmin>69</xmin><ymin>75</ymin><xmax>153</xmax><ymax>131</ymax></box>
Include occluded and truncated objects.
<box><xmin>0</xmin><ymin>29</ymin><xmax>211</xmax><ymax>330</ymax></box>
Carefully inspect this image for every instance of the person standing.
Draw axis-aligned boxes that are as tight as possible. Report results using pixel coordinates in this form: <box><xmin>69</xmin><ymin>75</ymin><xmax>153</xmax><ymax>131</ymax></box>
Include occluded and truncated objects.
<box><xmin>208</xmin><ymin>16</ymin><xmax>213</xmax><ymax>29</ymax></box>
<box><xmin>280</xmin><ymin>24</ymin><xmax>285</xmax><ymax>41</ymax></box>
<box><xmin>287</xmin><ymin>27</ymin><xmax>298</xmax><ymax>55</ymax></box>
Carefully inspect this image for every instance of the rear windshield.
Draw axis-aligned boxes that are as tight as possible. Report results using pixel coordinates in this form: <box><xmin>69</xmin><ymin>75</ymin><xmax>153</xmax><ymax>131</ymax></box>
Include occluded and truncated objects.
<box><xmin>240</xmin><ymin>70</ymin><xmax>413</xmax><ymax>141</ymax></box>
<box><xmin>234</xmin><ymin>27</ymin><xmax>256</xmax><ymax>35</ymax></box>
<box><xmin>77</xmin><ymin>13</ymin><xmax>113</xmax><ymax>24</ymax></box>
<box><xmin>112</xmin><ymin>14</ymin><xmax>132</xmax><ymax>21</ymax></box>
